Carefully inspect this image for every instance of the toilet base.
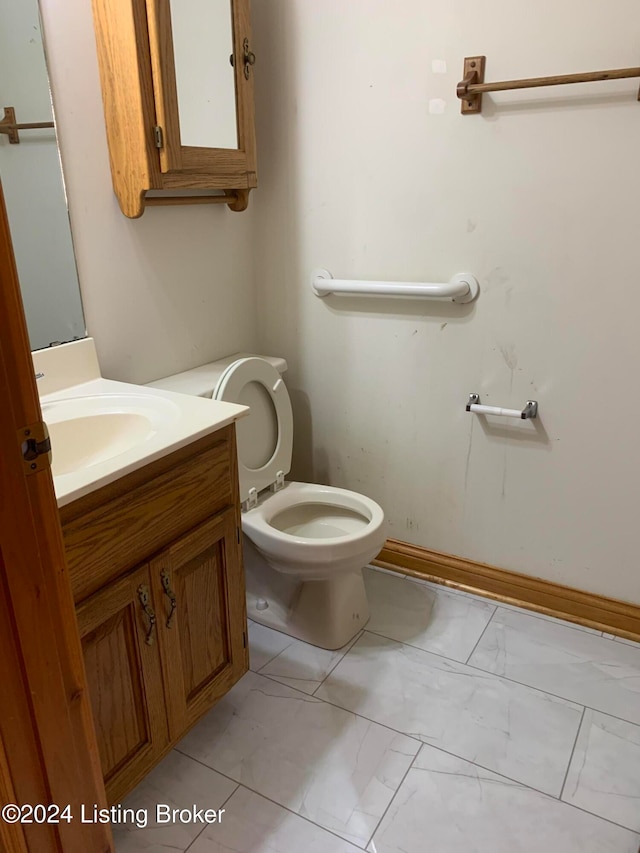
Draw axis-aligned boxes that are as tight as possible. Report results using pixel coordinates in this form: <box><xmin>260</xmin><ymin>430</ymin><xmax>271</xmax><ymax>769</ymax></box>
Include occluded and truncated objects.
<box><xmin>243</xmin><ymin>536</ymin><xmax>369</xmax><ymax>650</ymax></box>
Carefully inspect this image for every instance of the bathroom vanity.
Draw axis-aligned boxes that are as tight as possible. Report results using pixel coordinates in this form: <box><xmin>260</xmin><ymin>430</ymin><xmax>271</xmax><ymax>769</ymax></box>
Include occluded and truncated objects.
<box><xmin>32</xmin><ymin>340</ymin><xmax>250</xmax><ymax>805</ymax></box>
<box><xmin>60</xmin><ymin>425</ymin><xmax>247</xmax><ymax>804</ymax></box>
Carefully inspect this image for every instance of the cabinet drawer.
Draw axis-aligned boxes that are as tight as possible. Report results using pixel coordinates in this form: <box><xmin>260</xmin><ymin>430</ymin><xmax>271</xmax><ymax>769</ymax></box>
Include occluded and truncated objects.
<box><xmin>62</xmin><ymin>428</ymin><xmax>237</xmax><ymax>602</ymax></box>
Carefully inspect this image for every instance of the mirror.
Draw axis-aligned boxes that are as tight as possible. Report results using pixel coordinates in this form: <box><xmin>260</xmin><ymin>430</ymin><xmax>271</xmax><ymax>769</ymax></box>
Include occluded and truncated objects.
<box><xmin>0</xmin><ymin>0</ymin><xmax>85</xmax><ymax>351</ymax></box>
<box><xmin>170</xmin><ymin>0</ymin><xmax>238</xmax><ymax>149</ymax></box>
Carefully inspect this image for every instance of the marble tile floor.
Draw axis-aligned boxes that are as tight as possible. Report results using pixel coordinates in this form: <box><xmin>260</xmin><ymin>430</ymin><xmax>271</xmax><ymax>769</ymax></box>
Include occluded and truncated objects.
<box><xmin>114</xmin><ymin>566</ymin><xmax>640</xmax><ymax>852</ymax></box>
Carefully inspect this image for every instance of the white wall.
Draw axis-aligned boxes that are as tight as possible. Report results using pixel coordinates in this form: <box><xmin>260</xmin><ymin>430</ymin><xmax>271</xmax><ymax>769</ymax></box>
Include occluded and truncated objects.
<box><xmin>32</xmin><ymin>0</ymin><xmax>640</xmax><ymax>603</ymax></box>
<box><xmin>251</xmin><ymin>1</ymin><xmax>640</xmax><ymax>603</ymax></box>
<box><xmin>38</xmin><ymin>0</ymin><xmax>258</xmax><ymax>385</ymax></box>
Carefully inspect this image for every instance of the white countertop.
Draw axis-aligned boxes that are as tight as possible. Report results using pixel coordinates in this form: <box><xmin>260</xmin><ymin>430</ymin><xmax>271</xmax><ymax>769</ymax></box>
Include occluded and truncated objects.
<box><xmin>43</xmin><ymin>377</ymin><xmax>248</xmax><ymax>508</ymax></box>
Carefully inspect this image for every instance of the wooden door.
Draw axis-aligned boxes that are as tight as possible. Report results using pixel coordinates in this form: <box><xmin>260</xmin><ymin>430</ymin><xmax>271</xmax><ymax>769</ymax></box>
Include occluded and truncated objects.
<box><xmin>153</xmin><ymin>508</ymin><xmax>248</xmax><ymax>739</ymax></box>
<box><xmin>0</xmin><ymin>180</ymin><xmax>112</xmax><ymax>851</ymax></box>
<box><xmin>76</xmin><ymin>564</ymin><xmax>170</xmax><ymax>804</ymax></box>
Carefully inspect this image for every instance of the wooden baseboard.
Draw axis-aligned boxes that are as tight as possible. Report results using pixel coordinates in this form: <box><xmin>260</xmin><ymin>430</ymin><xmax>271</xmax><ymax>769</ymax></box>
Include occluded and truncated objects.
<box><xmin>374</xmin><ymin>539</ymin><xmax>640</xmax><ymax>642</ymax></box>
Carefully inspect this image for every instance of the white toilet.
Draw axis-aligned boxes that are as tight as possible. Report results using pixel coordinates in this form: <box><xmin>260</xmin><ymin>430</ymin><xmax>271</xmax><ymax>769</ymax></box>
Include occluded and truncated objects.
<box><xmin>149</xmin><ymin>354</ymin><xmax>386</xmax><ymax>649</ymax></box>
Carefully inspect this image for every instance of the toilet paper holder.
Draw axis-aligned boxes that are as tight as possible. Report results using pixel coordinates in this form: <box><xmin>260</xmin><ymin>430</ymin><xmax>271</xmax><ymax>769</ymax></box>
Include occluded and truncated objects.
<box><xmin>466</xmin><ymin>394</ymin><xmax>538</xmax><ymax>420</ymax></box>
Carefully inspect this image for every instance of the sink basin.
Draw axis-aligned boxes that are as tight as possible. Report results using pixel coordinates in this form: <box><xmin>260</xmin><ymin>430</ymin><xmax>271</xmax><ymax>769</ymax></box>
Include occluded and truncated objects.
<box><xmin>35</xmin><ymin>367</ymin><xmax>248</xmax><ymax>508</ymax></box>
<box><xmin>42</xmin><ymin>393</ymin><xmax>181</xmax><ymax>477</ymax></box>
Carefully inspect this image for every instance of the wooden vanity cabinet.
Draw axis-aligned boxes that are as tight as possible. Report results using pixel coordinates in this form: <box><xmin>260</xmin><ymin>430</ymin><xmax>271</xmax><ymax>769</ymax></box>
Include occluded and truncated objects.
<box><xmin>60</xmin><ymin>426</ymin><xmax>248</xmax><ymax>804</ymax></box>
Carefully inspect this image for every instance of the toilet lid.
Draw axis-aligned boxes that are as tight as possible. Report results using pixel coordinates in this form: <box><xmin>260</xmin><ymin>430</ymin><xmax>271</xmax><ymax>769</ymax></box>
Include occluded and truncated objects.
<box><xmin>215</xmin><ymin>357</ymin><xmax>293</xmax><ymax>503</ymax></box>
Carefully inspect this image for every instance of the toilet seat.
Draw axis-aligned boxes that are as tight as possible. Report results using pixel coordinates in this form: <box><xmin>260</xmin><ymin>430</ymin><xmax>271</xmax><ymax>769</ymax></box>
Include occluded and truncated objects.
<box><xmin>215</xmin><ymin>357</ymin><xmax>293</xmax><ymax>504</ymax></box>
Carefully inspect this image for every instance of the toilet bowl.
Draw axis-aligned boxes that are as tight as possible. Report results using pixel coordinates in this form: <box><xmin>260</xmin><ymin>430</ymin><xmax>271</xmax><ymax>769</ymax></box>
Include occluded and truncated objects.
<box><xmin>148</xmin><ymin>354</ymin><xmax>386</xmax><ymax>649</ymax></box>
<box><xmin>243</xmin><ymin>481</ymin><xmax>385</xmax><ymax>579</ymax></box>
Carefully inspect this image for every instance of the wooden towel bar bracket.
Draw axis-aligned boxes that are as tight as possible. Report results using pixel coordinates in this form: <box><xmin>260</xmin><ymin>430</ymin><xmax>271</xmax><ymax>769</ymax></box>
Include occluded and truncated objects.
<box><xmin>457</xmin><ymin>56</ymin><xmax>640</xmax><ymax>114</ymax></box>
<box><xmin>0</xmin><ymin>107</ymin><xmax>54</xmax><ymax>144</ymax></box>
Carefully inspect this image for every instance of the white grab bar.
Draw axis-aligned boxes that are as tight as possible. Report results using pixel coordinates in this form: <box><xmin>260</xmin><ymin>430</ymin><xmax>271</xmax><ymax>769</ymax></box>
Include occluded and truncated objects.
<box><xmin>311</xmin><ymin>269</ymin><xmax>480</xmax><ymax>303</ymax></box>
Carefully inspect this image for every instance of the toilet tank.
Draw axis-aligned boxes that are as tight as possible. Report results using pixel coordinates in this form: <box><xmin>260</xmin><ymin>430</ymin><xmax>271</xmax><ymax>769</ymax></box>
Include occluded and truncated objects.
<box><xmin>147</xmin><ymin>353</ymin><xmax>288</xmax><ymax>398</ymax></box>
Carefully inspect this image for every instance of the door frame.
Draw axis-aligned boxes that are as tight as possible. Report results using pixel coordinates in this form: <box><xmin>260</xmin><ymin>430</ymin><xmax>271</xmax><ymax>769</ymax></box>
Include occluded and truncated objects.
<box><xmin>0</xmin><ymin>180</ymin><xmax>113</xmax><ymax>852</ymax></box>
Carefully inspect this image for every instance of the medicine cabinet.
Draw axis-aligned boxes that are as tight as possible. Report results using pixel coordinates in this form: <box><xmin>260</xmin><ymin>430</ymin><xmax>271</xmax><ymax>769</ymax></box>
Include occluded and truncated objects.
<box><xmin>91</xmin><ymin>0</ymin><xmax>257</xmax><ymax>217</ymax></box>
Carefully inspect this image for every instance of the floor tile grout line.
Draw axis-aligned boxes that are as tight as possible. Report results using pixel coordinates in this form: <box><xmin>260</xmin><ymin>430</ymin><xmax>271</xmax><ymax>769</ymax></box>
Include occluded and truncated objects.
<box><xmin>255</xmin><ymin>618</ymin><xmax>631</xmax><ymax>718</ymax></box>
<box><xmin>255</xmin><ymin>643</ymin><xmax>294</xmax><ymax>676</ymax></box>
<box><xmin>465</xmin><ymin>605</ymin><xmax>497</xmax><ymax>665</ymax></box>
<box><xmin>251</xmin><ymin>581</ymin><xmax>603</xmax><ymax>696</ymax></box>
<box><xmin>251</xmin><ymin>630</ymin><xmax>365</xmax><ymax>697</ymax></box>
<box><xmin>253</xmin><ymin>672</ymin><xmax>566</xmax><ymax>798</ymax></box>
<box><xmin>175</xmin><ymin>694</ymin><xmax>640</xmax><ymax>839</ymax></box>
<box><xmin>182</xmin><ymin>780</ymin><xmax>239</xmax><ymax>853</ymax></box>
<box><xmin>558</xmin><ymin>705</ymin><xmax>586</xmax><ymax>803</ymax></box>
<box><xmin>461</xmin><ymin>658</ymin><xmax>640</xmax><ymax>728</ymax></box>
<box><xmin>340</xmin><ymin>636</ymin><xmax>640</xmax><ymax>754</ymax></box>
<box><xmin>262</xmin><ymin>675</ymin><xmax>320</xmax><ymax>694</ymax></box>
<box><xmin>245</xmin><ymin>603</ymin><xmax>640</xmax><ymax>838</ymax></box>
<box><xmin>550</xmin><ymin>795</ymin><xmax>640</xmax><ymax>835</ymax></box>
<box><xmin>355</xmin><ymin>629</ymin><xmax>585</xmax><ymax>710</ymax></box>
<box><xmin>258</xmin><ymin>598</ymin><xmax>500</xmax><ymax>692</ymax></box>
<box><xmin>363</xmin><ymin>627</ymin><xmax>485</xmax><ymax>667</ymax></box>
<box><xmin>174</xmin><ymin>678</ymin><xmax>640</xmax><ymax>839</ymax></box>
<box><xmin>171</xmin><ymin>754</ymin><xmax>369</xmax><ymax>851</ymax></box>
<box><xmin>256</xmin><ymin>625</ymin><xmax>640</xmax><ymax>730</ymax></box>
<box><xmin>363</xmin><ymin>748</ymin><xmax>421</xmax><ymax>851</ymax></box>
<box><xmin>264</xmin><ymin>628</ymin><xmax>634</xmax><ymax>725</ymax></box>
<box><xmin>233</xmin><ymin>784</ymin><xmax>368</xmax><ymax>850</ymax></box>
<box><xmin>310</xmin><ymin>629</ymin><xmax>365</xmax><ymax>698</ymax></box>
<box><xmin>251</xmin><ymin>624</ymin><xmax>364</xmax><ymax>688</ymax></box>
<box><xmin>249</xmin><ymin>626</ymin><xmax>297</xmax><ymax>674</ymax></box>
<box><xmin>252</xmin><ymin>572</ymin><xmax>632</xmax><ymax>683</ymax></box>
<box><xmin>252</xmin><ymin>670</ymin><xmax>421</xmax><ymax>745</ymax></box>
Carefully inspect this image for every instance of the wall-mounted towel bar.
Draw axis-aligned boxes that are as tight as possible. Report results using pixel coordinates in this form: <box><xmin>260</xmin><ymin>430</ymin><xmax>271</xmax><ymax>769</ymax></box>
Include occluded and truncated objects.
<box><xmin>457</xmin><ymin>56</ymin><xmax>640</xmax><ymax>114</ymax></box>
<box><xmin>311</xmin><ymin>270</ymin><xmax>479</xmax><ymax>303</ymax></box>
<box><xmin>0</xmin><ymin>106</ymin><xmax>54</xmax><ymax>144</ymax></box>
<box><xmin>466</xmin><ymin>394</ymin><xmax>538</xmax><ymax>420</ymax></box>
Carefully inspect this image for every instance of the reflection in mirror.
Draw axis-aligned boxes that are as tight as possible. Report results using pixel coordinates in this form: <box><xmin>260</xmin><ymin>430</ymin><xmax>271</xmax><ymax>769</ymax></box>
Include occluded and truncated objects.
<box><xmin>0</xmin><ymin>0</ymin><xmax>85</xmax><ymax>351</ymax></box>
<box><xmin>170</xmin><ymin>0</ymin><xmax>238</xmax><ymax>149</ymax></box>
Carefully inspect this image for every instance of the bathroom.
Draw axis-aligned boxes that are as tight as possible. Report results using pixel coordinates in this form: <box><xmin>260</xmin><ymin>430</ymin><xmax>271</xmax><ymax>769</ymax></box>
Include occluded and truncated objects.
<box><xmin>0</xmin><ymin>0</ymin><xmax>639</xmax><ymax>851</ymax></box>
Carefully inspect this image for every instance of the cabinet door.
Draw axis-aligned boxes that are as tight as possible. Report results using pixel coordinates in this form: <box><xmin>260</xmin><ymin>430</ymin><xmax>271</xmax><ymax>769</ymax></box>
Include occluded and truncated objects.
<box><xmin>76</xmin><ymin>565</ymin><xmax>169</xmax><ymax>804</ymax></box>
<box><xmin>146</xmin><ymin>0</ymin><xmax>256</xmax><ymax>181</ymax></box>
<box><xmin>152</xmin><ymin>508</ymin><xmax>248</xmax><ymax>739</ymax></box>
